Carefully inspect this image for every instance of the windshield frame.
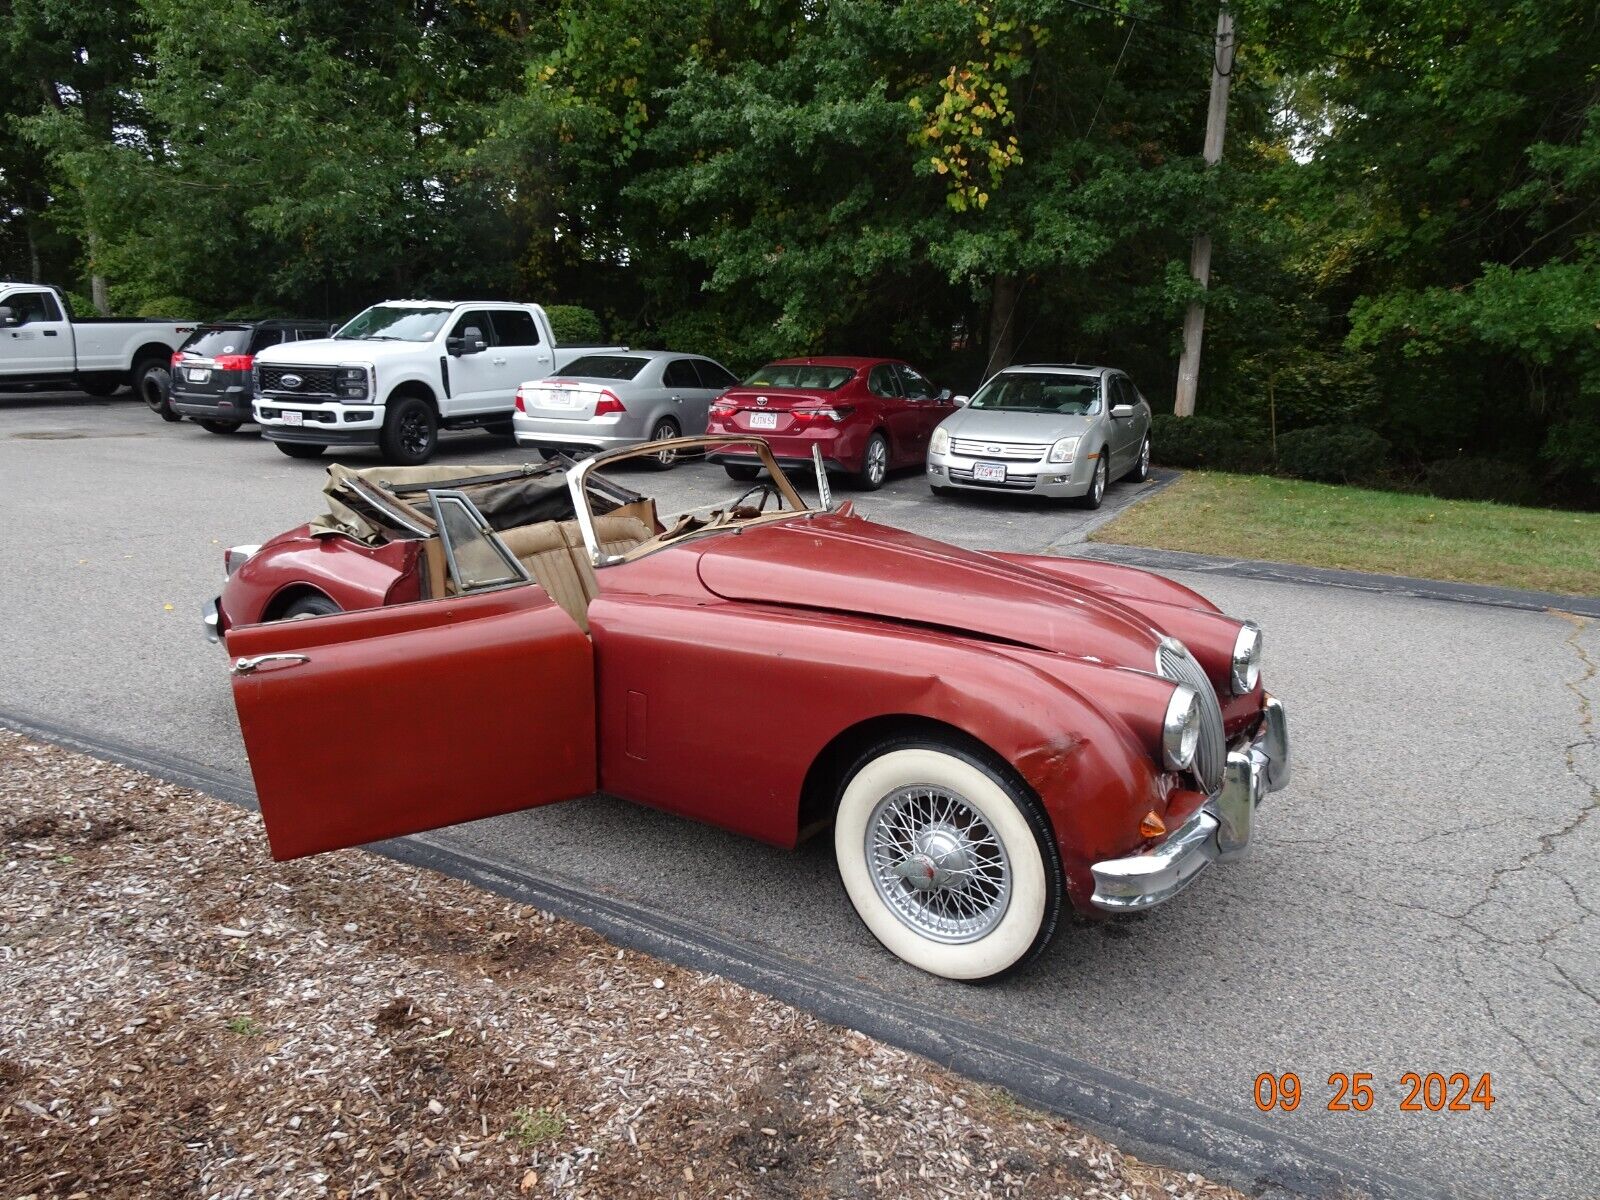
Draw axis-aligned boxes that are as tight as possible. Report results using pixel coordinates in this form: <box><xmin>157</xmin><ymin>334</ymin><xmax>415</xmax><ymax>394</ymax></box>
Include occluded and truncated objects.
<box><xmin>566</xmin><ymin>436</ymin><xmax>810</xmax><ymax>567</ymax></box>
<box><xmin>967</xmin><ymin>370</ymin><xmax>1105</xmax><ymax>415</ymax></box>
<box><xmin>334</xmin><ymin>304</ymin><xmax>455</xmax><ymax>343</ymax></box>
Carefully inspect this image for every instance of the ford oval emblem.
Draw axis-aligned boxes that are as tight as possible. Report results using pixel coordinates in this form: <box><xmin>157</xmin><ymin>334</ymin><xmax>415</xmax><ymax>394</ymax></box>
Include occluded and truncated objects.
<box><xmin>986</xmin><ymin>444</ymin><xmax>1002</xmax><ymax>453</ymax></box>
<box><xmin>280</xmin><ymin>373</ymin><xmax>303</xmax><ymax>389</ymax></box>
<box><xmin>756</xmin><ymin>396</ymin><xmax>768</xmax><ymax>405</ymax></box>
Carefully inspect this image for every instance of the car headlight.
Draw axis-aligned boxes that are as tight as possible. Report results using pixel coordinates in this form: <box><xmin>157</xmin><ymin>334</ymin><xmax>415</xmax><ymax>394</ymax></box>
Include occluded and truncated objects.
<box><xmin>337</xmin><ymin>364</ymin><xmax>373</xmax><ymax>401</ymax></box>
<box><xmin>1162</xmin><ymin>685</ymin><xmax>1201</xmax><ymax>771</ymax></box>
<box><xmin>1047</xmin><ymin>436</ymin><xmax>1079</xmax><ymax>463</ymax></box>
<box><xmin>1231</xmin><ymin>621</ymin><xmax>1262</xmax><ymax>694</ymax></box>
<box><xmin>930</xmin><ymin>427</ymin><xmax>950</xmax><ymax>454</ymax></box>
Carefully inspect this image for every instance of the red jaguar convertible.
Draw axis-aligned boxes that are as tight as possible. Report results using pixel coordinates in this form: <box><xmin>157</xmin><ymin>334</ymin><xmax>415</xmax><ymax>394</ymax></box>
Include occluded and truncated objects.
<box><xmin>214</xmin><ymin>437</ymin><xmax>1288</xmax><ymax>981</ymax></box>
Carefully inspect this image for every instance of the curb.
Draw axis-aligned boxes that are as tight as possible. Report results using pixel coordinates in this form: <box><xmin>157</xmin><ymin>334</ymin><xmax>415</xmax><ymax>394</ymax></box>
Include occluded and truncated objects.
<box><xmin>1073</xmin><ymin>543</ymin><xmax>1600</xmax><ymax>618</ymax></box>
<box><xmin>0</xmin><ymin>706</ymin><xmax>1454</xmax><ymax>1200</ymax></box>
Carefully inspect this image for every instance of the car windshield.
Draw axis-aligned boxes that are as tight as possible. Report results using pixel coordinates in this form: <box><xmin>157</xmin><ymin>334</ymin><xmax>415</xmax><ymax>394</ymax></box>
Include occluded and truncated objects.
<box><xmin>559</xmin><ymin>355</ymin><xmax>648</xmax><ymax>380</ymax></box>
<box><xmin>968</xmin><ymin>372</ymin><xmax>1102</xmax><ymax>415</ymax></box>
<box><xmin>335</xmin><ymin>305</ymin><xmax>452</xmax><ymax>342</ymax></box>
<box><xmin>579</xmin><ymin>437</ymin><xmax>813</xmax><ymax>561</ymax></box>
<box><xmin>742</xmin><ymin>364</ymin><xmax>855</xmax><ymax>390</ymax></box>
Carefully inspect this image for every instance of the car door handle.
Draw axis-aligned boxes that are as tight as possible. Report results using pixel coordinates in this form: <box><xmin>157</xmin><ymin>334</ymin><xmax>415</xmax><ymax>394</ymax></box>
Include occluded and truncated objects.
<box><xmin>492</xmin><ymin>356</ymin><xmax>507</xmax><ymax>366</ymax></box>
<box><xmin>231</xmin><ymin>653</ymin><xmax>310</xmax><ymax>676</ymax></box>
<box><xmin>670</xmin><ymin>394</ymin><xmax>682</xmax><ymax>402</ymax></box>
<box><xmin>43</xmin><ymin>329</ymin><xmax>58</xmax><ymax>336</ymax></box>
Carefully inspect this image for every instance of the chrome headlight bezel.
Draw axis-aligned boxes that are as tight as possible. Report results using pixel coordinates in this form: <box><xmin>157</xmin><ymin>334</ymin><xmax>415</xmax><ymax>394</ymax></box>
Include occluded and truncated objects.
<box><xmin>1161</xmin><ymin>684</ymin><xmax>1201</xmax><ymax>771</ymax></box>
<box><xmin>1047</xmin><ymin>435</ymin><xmax>1079</xmax><ymax>464</ymax></box>
<box><xmin>930</xmin><ymin>426</ymin><xmax>951</xmax><ymax>455</ymax></box>
<box><xmin>1231</xmin><ymin>621</ymin><xmax>1263</xmax><ymax>695</ymax></box>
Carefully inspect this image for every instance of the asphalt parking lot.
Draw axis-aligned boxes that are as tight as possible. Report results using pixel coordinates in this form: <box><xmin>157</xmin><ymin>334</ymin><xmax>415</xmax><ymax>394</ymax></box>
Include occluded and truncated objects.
<box><xmin>3</xmin><ymin>391</ymin><xmax>1596</xmax><ymax>1199</ymax></box>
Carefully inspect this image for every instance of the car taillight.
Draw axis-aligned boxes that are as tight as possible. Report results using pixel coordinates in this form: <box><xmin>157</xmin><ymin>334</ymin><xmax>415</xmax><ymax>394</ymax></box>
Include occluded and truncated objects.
<box><xmin>593</xmin><ymin>389</ymin><xmax>626</xmax><ymax>415</ymax></box>
<box><xmin>794</xmin><ymin>405</ymin><xmax>854</xmax><ymax>424</ymax></box>
<box><xmin>514</xmin><ymin>387</ymin><xmax>528</xmax><ymax>413</ymax></box>
<box><xmin>215</xmin><ymin>354</ymin><xmax>253</xmax><ymax>371</ymax></box>
<box><xmin>171</xmin><ymin>352</ymin><xmax>184</xmax><ymax>367</ymax></box>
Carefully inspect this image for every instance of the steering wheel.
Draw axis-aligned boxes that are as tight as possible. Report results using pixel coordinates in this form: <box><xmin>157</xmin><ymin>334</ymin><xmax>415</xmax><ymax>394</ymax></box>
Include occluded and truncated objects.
<box><xmin>729</xmin><ymin>481</ymin><xmax>782</xmax><ymax>516</ymax></box>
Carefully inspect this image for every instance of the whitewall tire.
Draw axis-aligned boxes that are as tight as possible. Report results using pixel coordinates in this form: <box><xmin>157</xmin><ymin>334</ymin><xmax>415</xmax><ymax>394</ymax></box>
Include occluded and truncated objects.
<box><xmin>834</xmin><ymin>742</ymin><xmax>1062</xmax><ymax>981</ymax></box>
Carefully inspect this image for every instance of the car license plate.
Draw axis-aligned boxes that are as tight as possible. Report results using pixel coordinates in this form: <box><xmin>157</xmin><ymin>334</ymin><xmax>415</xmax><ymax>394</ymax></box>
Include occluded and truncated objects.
<box><xmin>186</xmin><ymin>368</ymin><xmax>210</xmax><ymax>383</ymax></box>
<box><xmin>281</xmin><ymin>410</ymin><xmax>304</xmax><ymax>427</ymax></box>
<box><xmin>974</xmin><ymin>461</ymin><xmax>1006</xmax><ymax>483</ymax></box>
<box><xmin>749</xmin><ymin>411</ymin><xmax>778</xmax><ymax>430</ymax></box>
<box><xmin>541</xmin><ymin>389</ymin><xmax>577</xmax><ymax>408</ymax></box>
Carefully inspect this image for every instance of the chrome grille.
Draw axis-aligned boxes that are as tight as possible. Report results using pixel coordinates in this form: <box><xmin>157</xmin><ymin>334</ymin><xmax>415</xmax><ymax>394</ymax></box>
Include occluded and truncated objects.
<box><xmin>949</xmin><ymin>438</ymin><xmax>1049</xmax><ymax>460</ymax></box>
<box><xmin>258</xmin><ymin>364</ymin><xmax>338</xmax><ymax>397</ymax></box>
<box><xmin>1156</xmin><ymin>639</ymin><xmax>1225</xmax><ymax>793</ymax></box>
<box><xmin>948</xmin><ymin>465</ymin><xmax>1035</xmax><ymax>490</ymax></box>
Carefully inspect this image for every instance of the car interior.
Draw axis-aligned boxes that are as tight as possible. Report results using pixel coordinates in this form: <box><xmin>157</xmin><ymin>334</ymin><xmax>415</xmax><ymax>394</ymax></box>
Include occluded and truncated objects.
<box><xmin>320</xmin><ymin>441</ymin><xmax>809</xmax><ymax>632</ymax></box>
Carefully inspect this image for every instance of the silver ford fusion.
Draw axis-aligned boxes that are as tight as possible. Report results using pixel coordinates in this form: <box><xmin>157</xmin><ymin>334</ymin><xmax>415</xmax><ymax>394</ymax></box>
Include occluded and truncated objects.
<box><xmin>513</xmin><ymin>350</ymin><xmax>741</xmax><ymax>468</ymax></box>
<box><xmin>925</xmin><ymin>363</ymin><xmax>1153</xmax><ymax>508</ymax></box>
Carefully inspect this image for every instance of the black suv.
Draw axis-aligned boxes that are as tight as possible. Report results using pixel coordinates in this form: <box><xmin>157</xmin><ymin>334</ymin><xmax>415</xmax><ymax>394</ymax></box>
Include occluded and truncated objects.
<box><xmin>169</xmin><ymin>319</ymin><xmax>334</xmax><ymax>432</ymax></box>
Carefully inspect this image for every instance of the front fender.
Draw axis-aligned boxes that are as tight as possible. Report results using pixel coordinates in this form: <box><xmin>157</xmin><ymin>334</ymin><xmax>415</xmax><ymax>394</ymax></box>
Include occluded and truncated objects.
<box><xmin>587</xmin><ymin>595</ymin><xmax>1169</xmax><ymax>908</ymax></box>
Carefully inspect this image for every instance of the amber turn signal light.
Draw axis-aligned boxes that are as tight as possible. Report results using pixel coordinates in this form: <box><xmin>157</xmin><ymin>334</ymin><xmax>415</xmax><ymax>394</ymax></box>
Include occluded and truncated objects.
<box><xmin>1140</xmin><ymin>810</ymin><xmax>1167</xmax><ymax>839</ymax></box>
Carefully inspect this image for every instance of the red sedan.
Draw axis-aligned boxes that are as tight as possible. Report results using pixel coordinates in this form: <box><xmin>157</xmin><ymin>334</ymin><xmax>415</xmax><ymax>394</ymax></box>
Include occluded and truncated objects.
<box><xmin>705</xmin><ymin>356</ymin><xmax>956</xmax><ymax>490</ymax></box>
<box><xmin>214</xmin><ymin>437</ymin><xmax>1288</xmax><ymax>982</ymax></box>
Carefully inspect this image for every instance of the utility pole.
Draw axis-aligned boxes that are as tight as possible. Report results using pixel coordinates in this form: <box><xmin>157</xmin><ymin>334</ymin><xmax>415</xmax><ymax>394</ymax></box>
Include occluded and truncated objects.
<box><xmin>1172</xmin><ymin>5</ymin><xmax>1235</xmax><ymax>417</ymax></box>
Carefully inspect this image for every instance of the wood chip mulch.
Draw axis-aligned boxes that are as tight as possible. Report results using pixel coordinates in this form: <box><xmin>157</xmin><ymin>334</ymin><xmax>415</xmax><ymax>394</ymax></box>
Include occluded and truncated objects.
<box><xmin>0</xmin><ymin>730</ymin><xmax>1245</xmax><ymax>1199</ymax></box>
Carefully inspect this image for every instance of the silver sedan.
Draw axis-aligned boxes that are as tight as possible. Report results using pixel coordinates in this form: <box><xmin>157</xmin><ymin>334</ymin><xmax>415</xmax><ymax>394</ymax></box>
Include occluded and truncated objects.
<box><xmin>513</xmin><ymin>350</ymin><xmax>741</xmax><ymax>467</ymax></box>
<box><xmin>924</xmin><ymin>364</ymin><xmax>1153</xmax><ymax>508</ymax></box>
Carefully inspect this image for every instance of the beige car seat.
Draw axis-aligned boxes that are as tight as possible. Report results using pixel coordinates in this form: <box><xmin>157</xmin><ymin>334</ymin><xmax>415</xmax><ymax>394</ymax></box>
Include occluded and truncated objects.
<box><xmin>497</xmin><ymin>513</ymin><xmax>654</xmax><ymax>631</ymax></box>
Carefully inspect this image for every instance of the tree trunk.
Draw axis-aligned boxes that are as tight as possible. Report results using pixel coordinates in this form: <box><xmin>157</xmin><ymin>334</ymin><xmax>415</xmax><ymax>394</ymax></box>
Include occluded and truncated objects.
<box><xmin>26</xmin><ymin>218</ymin><xmax>41</xmax><ymax>283</ymax></box>
<box><xmin>88</xmin><ymin>230</ymin><xmax>110</xmax><ymax>315</ymax></box>
<box><xmin>986</xmin><ymin>272</ymin><xmax>1018</xmax><ymax>374</ymax></box>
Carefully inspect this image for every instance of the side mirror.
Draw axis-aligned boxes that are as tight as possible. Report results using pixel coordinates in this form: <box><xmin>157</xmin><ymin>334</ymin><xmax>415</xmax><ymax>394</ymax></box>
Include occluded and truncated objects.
<box><xmin>1110</xmin><ymin>403</ymin><xmax>1135</xmax><ymax>419</ymax></box>
<box><xmin>937</xmin><ymin>388</ymin><xmax>953</xmax><ymax>402</ymax></box>
<box><xmin>0</xmin><ymin>306</ymin><xmax>17</xmax><ymax>326</ymax></box>
<box><xmin>448</xmin><ymin>326</ymin><xmax>487</xmax><ymax>356</ymax></box>
<box><xmin>952</xmin><ymin>394</ymin><xmax>970</xmax><ymax>407</ymax></box>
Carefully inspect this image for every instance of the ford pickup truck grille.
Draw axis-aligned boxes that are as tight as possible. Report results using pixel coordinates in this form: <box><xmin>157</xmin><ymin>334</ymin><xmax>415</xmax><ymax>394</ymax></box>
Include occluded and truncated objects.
<box><xmin>1156</xmin><ymin>640</ymin><xmax>1225</xmax><ymax>793</ymax></box>
<box><xmin>258</xmin><ymin>365</ymin><xmax>338</xmax><ymax>397</ymax></box>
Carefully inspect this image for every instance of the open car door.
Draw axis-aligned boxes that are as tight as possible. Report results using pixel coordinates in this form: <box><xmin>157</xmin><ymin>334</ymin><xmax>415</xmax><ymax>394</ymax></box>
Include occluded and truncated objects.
<box><xmin>225</xmin><ymin>582</ymin><xmax>594</xmax><ymax>860</ymax></box>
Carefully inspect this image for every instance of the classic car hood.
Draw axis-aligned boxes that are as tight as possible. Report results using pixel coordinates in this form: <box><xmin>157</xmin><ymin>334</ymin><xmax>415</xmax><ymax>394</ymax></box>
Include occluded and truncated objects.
<box><xmin>695</xmin><ymin>513</ymin><xmax>1164</xmax><ymax>669</ymax></box>
<box><xmin>939</xmin><ymin>407</ymin><xmax>1096</xmax><ymax>443</ymax></box>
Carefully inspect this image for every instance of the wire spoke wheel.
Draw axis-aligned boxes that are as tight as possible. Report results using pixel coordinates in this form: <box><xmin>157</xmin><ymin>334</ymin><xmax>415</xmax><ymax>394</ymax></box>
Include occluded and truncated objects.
<box><xmin>866</xmin><ymin>785</ymin><xmax>1012</xmax><ymax>943</ymax></box>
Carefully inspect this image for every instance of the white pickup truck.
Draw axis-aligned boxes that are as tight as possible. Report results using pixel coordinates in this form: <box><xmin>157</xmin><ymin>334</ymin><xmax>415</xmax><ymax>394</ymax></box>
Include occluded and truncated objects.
<box><xmin>253</xmin><ymin>299</ymin><xmax>624</xmax><ymax>464</ymax></box>
<box><xmin>0</xmin><ymin>282</ymin><xmax>195</xmax><ymax>404</ymax></box>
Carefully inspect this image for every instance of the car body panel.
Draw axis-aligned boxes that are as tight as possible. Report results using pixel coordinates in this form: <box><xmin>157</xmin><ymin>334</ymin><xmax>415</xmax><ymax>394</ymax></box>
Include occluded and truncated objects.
<box><xmin>217</xmin><ymin>525</ymin><xmax>421</xmax><ymax>633</ymax></box>
<box><xmin>226</xmin><ymin>583</ymin><xmax>595</xmax><ymax>860</ymax></box>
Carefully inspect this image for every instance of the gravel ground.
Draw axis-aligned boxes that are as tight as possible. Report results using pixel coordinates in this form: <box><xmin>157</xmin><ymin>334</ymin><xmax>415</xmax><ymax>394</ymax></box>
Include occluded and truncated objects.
<box><xmin>0</xmin><ymin>730</ymin><xmax>1242</xmax><ymax>1200</ymax></box>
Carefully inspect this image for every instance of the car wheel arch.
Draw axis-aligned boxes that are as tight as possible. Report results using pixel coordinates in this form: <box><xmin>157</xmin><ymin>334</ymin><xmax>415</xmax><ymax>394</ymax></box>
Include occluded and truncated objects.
<box><xmin>386</xmin><ymin>379</ymin><xmax>438</xmax><ymax>411</ymax></box>
<box><xmin>795</xmin><ymin>713</ymin><xmax>1042</xmax><ymax>844</ymax></box>
<box><xmin>261</xmin><ymin>584</ymin><xmax>340</xmax><ymax>623</ymax></box>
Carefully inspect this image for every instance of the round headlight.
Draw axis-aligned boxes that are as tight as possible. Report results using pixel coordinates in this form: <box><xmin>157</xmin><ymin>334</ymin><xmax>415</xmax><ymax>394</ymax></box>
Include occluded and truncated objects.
<box><xmin>1162</xmin><ymin>685</ymin><xmax>1201</xmax><ymax>771</ymax></box>
<box><xmin>1231</xmin><ymin>621</ymin><xmax>1262</xmax><ymax>695</ymax></box>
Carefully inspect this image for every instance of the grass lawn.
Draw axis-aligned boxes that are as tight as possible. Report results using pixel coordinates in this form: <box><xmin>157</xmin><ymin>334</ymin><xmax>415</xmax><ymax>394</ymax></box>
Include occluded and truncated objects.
<box><xmin>1093</xmin><ymin>471</ymin><xmax>1600</xmax><ymax>597</ymax></box>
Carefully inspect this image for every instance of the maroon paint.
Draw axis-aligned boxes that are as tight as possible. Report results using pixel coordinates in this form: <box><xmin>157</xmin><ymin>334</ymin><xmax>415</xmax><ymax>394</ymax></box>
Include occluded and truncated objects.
<box><xmin>704</xmin><ymin>356</ymin><xmax>954</xmax><ymax>473</ymax></box>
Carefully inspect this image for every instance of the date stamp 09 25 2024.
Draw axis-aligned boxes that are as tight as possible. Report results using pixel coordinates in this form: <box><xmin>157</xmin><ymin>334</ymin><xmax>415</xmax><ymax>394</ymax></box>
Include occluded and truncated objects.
<box><xmin>1253</xmin><ymin>1072</ymin><xmax>1496</xmax><ymax>1114</ymax></box>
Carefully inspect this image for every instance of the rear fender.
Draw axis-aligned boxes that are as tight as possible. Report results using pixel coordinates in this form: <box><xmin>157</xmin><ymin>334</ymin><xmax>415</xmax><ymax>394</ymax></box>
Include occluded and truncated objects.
<box><xmin>227</xmin><ymin>534</ymin><xmax>417</xmax><ymax>629</ymax></box>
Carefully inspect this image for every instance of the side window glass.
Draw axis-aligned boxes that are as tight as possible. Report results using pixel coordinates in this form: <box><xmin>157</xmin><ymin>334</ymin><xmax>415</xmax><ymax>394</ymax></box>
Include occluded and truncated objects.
<box><xmin>1115</xmin><ymin>376</ymin><xmax>1135</xmax><ymax>408</ymax></box>
<box><xmin>868</xmin><ymin>364</ymin><xmax>900</xmax><ymax>398</ymax></box>
<box><xmin>695</xmin><ymin>360</ymin><xmax>738</xmax><ymax>389</ymax></box>
<box><xmin>489</xmin><ymin>309</ymin><xmax>540</xmax><ymax>347</ymax></box>
<box><xmin>898</xmin><ymin>364</ymin><xmax>935</xmax><ymax>400</ymax></box>
<box><xmin>428</xmin><ymin>490</ymin><xmax>527</xmax><ymax>593</ymax></box>
<box><xmin>8</xmin><ymin>292</ymin><xmax>57</xmax><ymax>323</ymax></box>
<box><xmin>663</xmin><ymin>359</ymin><xmax>699</xmax><ymax>388</ymax></box>
<box><xmin>250</xmin><ymin>328</ymin><xmax>285</xmax><ymax>353</ymax></box>
<box><xmin>451</xmin><ymin>311</ymin><xmax>494</xmax><ymax>343</ymax></box>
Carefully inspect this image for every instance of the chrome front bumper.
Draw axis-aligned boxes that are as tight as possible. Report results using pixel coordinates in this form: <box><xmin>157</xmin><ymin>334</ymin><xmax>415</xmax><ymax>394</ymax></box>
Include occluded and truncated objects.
<box><xmin>203</xmin><ymin>596</ymin><xmax>222</xmax><ymax>643</ymax></box>
<box><xmin>1090</xmin><ymin>694</ymin><xmax>1289</xmax><ymax>912</ymax></box>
